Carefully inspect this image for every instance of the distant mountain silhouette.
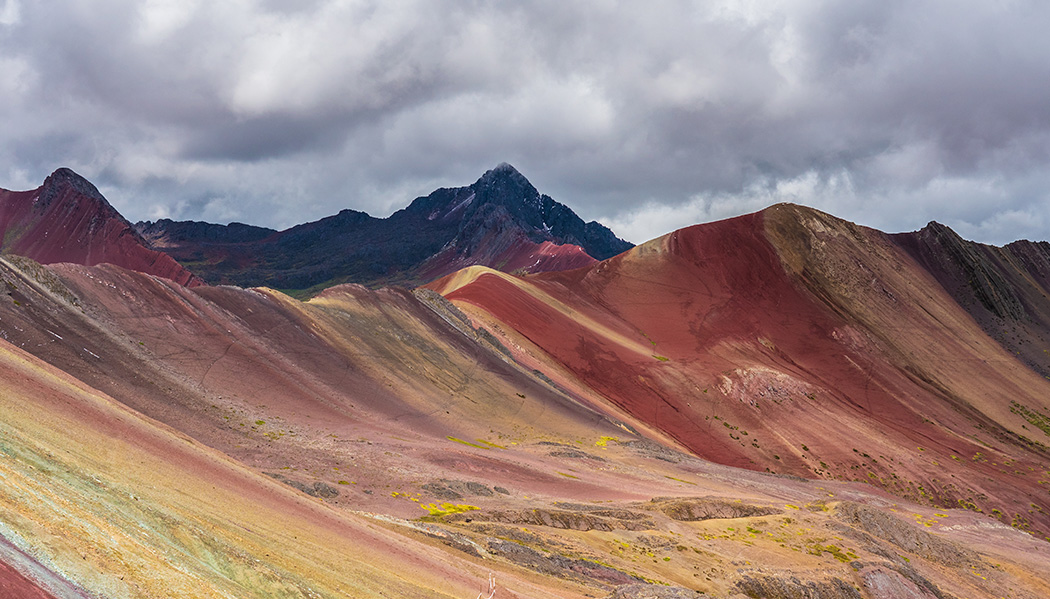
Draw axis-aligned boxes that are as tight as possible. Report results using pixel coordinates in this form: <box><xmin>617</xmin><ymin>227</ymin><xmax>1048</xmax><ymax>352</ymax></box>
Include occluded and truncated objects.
<box><xmin>136</xmin><ymin>163</ymin><xmax>633</xmax><ymax>293</ymax></box>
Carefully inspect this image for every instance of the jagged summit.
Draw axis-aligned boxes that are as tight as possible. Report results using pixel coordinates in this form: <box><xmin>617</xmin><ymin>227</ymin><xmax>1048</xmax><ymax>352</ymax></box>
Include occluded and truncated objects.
<box><xmin>478</xmin><ymin>160</ymin><xmax>537</xmax><ymax>193</ymax></box>
<box><xmin>893</xmin><ymin>217</ymin><xmax>1050</xmax><ymax>377</ymax></box>
<box><xmin>459</xmin><ymin>164</ymin><xmax>631</xmax><ymax>259</ymax></box>
<box><xmin>483</xmin><ymin>161</ymin><xmax>527</xmax><ymax>179</ymax></box>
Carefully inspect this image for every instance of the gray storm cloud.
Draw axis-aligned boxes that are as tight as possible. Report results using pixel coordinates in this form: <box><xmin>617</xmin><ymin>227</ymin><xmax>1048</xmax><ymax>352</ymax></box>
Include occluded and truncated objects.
<box><xmin>1</xmin><ymin>0</ymin><xmax>1049</xmax><ymax>245</ymax></box>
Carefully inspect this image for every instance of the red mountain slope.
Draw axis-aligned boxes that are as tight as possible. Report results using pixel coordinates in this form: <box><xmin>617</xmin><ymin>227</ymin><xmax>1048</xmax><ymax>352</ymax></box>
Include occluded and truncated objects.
<box><xmin>0</xmin><ymin>168</ymin><xmax>200</xmax><ymax>286</ymax></box>
<box><xmin>432</xmin><ymin>204</ymin><xmax>1050</xmax><ymax>537</ymax></box>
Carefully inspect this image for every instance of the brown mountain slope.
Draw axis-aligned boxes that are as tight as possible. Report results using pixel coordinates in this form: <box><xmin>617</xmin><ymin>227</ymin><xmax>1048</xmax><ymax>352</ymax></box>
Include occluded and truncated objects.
<box><xmin>431</xmin><ymin>204</ymin><xmax>1050</xmax><ymax>538</ymax></box>
<box><xmin>0</xmin><ymin>168</ymin><xmax>200</xmax><ymax>286</ymax></box>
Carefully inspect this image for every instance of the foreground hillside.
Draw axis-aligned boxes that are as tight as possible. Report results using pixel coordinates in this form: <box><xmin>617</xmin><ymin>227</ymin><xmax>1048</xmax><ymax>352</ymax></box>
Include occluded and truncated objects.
<box><xmin>0</xmin><ymin>326</ymin><xmax>506</xmax><ymax>598</ymax></box>
<box><xmin>0</xmin><ymin>196</ymin><xmax>1048</xmax><ymax>596</ymax></box>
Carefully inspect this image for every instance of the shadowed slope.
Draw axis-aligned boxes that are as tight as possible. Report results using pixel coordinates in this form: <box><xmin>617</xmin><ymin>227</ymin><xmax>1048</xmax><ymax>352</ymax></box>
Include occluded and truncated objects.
<box><xmin>432</xmin><ymin>205</ymin><xmax>1050</xmax><ymax>538</ymax></box>
<box><xmin>893</xmin><ymin>222</ymin><xmax>1050</xmax><ymax>378</ymax></box>
<box><xmin>0</xmin><ymin>169</ymin><xmax>200</xmax><ymax>286</ymax></box>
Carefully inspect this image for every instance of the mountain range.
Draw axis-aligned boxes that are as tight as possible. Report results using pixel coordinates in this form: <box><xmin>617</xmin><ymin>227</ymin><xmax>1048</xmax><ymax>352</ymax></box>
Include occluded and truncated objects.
<box><xmin>0</xmin><ymin>166</ymin><xmax>1049</xmax><ymax>599</ymax></box>
<box><xmin>134</xmin><ymin>163</ymin><xmax>633</xmax><ymax>293</ymax></box>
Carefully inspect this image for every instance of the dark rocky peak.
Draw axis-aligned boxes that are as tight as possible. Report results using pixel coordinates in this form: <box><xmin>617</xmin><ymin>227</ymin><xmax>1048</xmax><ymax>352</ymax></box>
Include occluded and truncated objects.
<box><xmin>908</xmin><ymin>221</ymin><xmax>976</xmax><ymax>257</ymax></box>
<box><xmin>123</xmin><ymin>163</ymin><xmax>633</xmax><ymax>290</ymax></box>
<box><xmin>1005</xmin><ymin>238</ymin><xmax>1050</xmax><ymax>292</ymax></box>
<box><xmin>473</xmin><ymin>163</ymin><xmax>541</xmax><ymax>205</ymax></box>
<box><xmin>42</xmin><ymin>167</ymin><xmax>106</xmax><ymax>199</ymax></box>
<box><xmin>469</xmin><ymin>163</ymin><xmax>546</xmax><ymax>228</ymax></box>
<box><xmin>38</xmin><ymin>167</ymin><xmax>118</xmax><ymax>214</ymax></box>
<box><xmin>36</xmin><ymin>167</ymin><xmax>136</xmax><ymax>237</ymax></box>
<box><xmin>402</xmin><ymin>163</ymin><xmax>540</xmax><ymax>223</ymax></box>
<box><xmin>459</xmin><ymin>164</ymin><xmax>632</xmax><ymax>260</ymax></box>
<box><xmin>916</xmin><ymin>220</ymin><xmax>956</xmax><ymax>241</ymax></box>
<box><xmin>405</xmin><ymin>164</ymin><xmax>547</xmax><ymax>226</ymax></box>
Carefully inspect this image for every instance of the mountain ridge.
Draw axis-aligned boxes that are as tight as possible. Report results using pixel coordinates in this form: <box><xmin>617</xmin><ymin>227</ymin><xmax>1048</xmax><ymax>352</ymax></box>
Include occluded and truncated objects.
<box><xmin>893</xmin><ymin>221</ymin><xmax>1050</xmax><ymax>378</ymax></box>
<box><xmin>135</xmin><ymin>163</ymin><xmax>633</xmax><ymax>292</ymax></box>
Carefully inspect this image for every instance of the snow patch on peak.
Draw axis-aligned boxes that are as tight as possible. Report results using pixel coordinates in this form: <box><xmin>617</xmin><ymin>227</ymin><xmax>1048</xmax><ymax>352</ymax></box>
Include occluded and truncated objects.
<box><xmin>428</xmin><ymin>192</ymin><xmax>475</xmax><ymax>221</ymax></box>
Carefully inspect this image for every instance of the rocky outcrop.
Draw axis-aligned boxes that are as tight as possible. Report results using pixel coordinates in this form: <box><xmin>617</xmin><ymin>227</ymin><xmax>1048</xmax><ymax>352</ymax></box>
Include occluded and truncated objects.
<box><xmin>421</xmin><ymin>479</ymin><xmax>497</xmax><ymax>499</ymax></box>
<box><xmin>449</xmin><ymin>507</ymin><xmax>655</xmax><ymax>531</ymax></box>
<box><xmin>895</xmin><ymin>222</ymin><xmax>1025</xmax><ymax>320</ymax></box>
<box><xmin>486</xmin><ymin>539</ymin><xmax>641</xmax><ymax>585</ymax></box>
<box><xmin>735</xmin><ymin>575</ymin><xmax>862</xmax><ymax>599</ymax></box>
<box><xmin>610</xmin><ymin>583</ymin><xmax>708</xmax><ymax>599</ymax></box>
<box><xmin>265</xmin><ymin>472</ymin><xmax>340</xmax><ymax>499</ymax></box>
<box><xmin>652</xmin><ymin>498</ymin><xmax>782</xmax><ymax>522</ymax></box>
<box><xmin>834</xmin><ymin>502</ymin><xmax>977</xmax><ymax>567</ymax></box>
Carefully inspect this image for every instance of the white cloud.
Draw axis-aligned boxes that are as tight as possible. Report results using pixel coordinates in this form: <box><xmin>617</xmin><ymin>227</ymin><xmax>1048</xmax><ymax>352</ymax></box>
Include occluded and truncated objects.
<box><xmin>0</xmin><ymin>56</ymin><xmax>35</xmax><ymax>98</ymax></box>
<box><xmin>2</xmin><ymin>0</ymin><xmax>1050</xmax><ymax>246</ymax></box>
<box><xmin>0</xmin><ymin>0</ymin><xmax>20</xmax><ymax>26</ymax></box>
<box><xmin>134</xmin><ymin>0</ymin><xmax>201</xmax><ymax>43</ymax></box>
<box><xmin>599</xmin><ymin>167</ymin><xmax>1050</xmax><ymax>248</ymax></box>
<box><xmin>600</xmin><ymin>170</ymin><xmax>851</xmax><ymax>244</ymax></box>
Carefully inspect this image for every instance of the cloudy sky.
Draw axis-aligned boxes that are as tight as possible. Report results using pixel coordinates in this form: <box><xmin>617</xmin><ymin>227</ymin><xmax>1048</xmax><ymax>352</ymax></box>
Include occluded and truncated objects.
<box><xmin>2</xmin><ymin>0</ymin><xmax>1049</xmax><ymax>245</ymax></box>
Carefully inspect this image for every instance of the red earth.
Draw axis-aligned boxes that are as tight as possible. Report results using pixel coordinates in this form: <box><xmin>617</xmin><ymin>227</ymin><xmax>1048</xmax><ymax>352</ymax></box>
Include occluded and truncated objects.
<box><xmin>0</xmin><ymin>562</ymin><xmax>59</xmax><ymax>599</ymax></box>
<box><xmin>420</xmin><ymin>225</ymin><xmax>598</xmax><ymax>282</ymax></box>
